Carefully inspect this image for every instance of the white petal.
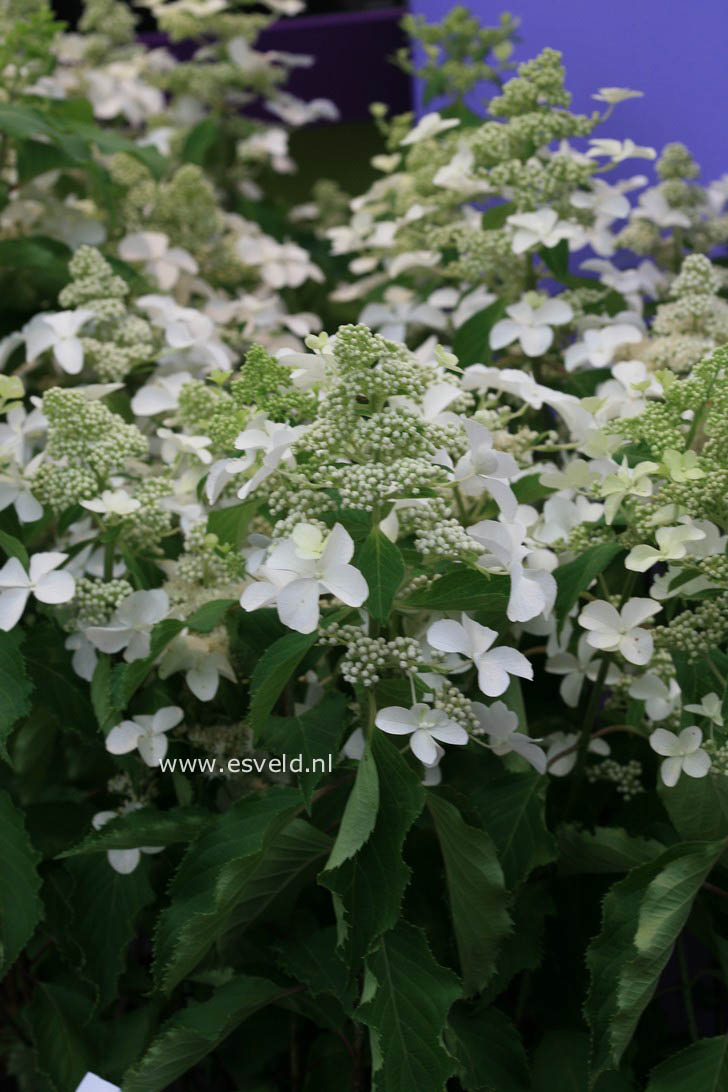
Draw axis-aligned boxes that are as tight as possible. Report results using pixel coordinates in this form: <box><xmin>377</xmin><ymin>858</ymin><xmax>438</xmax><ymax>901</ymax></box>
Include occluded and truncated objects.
<box><xmin>276</xmin><ymin>578</ymin><xmax>321</xmax><ymax>633</ymax></box>
<box><xmin>427</xmin><ymin>619</ymin><xmax>469</xmax><ymax>655</ymax></box>
<box><xmin>619</xmin><ymin>628</ymin><xmax>653</xmax><ymax>665</ymax></box>
<box><xmin>410</xmin><ymin>728</ymin><xmax>439</xmax><ymax>765</ymax></box>
<box><xmin>0</xmin><ymin>587</ymin><xmax>30</xmax><ymax>630</ymax></box>
<box><xmin>33</xmin><ymin>570</ymin><xmax>75</xmax><ymax>604</ymax></box>
<box><xmin>240</xmin><ymin>581</ymin><xmax>279</xmax><ymax>612</ymax></box>
<box><xmin>681</xmin><ymin>750</ymin><xmax>711</xmax><ymax>779</ymax></box>
<box><xmin>106</xmin><ymin>721</ymin><xmax>143</xmax><ymax>755</ymax></box>
<box><xmin>621</xmin><ymin>597</ymin><xmax>662</xmax><ymax>629</ymax></box>
<box><xmin>375</xmin><ymin>706</ymin><xmax>417</xmax><ymax>734</ymax></box>
<box><xmin>319</xmin><ymin>563</ymin><xmax>368</xmax><ymax>607</ymax></box>
<box><xmin>579</xmin><ymin>600</ymin><xmax>621</xmax><ymax>633</ymax></box>
<box><xmin>54</xmin><ymin>337</ymin><xmax>84</xmax><ymax>374</ymax></box>
<box><xmin>138</xmin><ymin>732</ymin><xmax>168</xmax><ymax>767</ymax></box>
<box><xmin>29</xmin><ymin>551</ymin><xmax>67</xmax><ymax>581</ymax></box>
<box><xmin>519</xmin><ymin>325</ymin><xmax>553</xmax><ymax>357</ymax></box>
<box><xmin>107</xmin><ymin>848</ymin><xmax>141</xmax><ymax>874</ymax></box>
<box><xmin>428</xmin><ymin>721</ymin><xmax>469</xmax><ymax>746</ymax></box>
<box><xmin>187</xmin><ymin>664</ymin><xmax>219</xmax><ymax>701</ymax></box>
<box><xmin>321</xmin><ymin>523</ymin><xmax>355</xmax><ymax>566</ymax></box>
<box><xmin>649</xmin><ymin>728</ymin><xmax>678</xmax><ymax>757</ymax></box>
<box><xmin>153</xmin><ymin>706</ymin><xmax>184</xmax><ymax>734</ymax></box>
<box><xmin>86</xmin><ymin>624</ymin><xmax>132</xmax><ymax>654</ymax></box>
<box><xmin>660</xmin><ymin>756</ymin><xmax>683</xmax><ymax>787</ymax></box>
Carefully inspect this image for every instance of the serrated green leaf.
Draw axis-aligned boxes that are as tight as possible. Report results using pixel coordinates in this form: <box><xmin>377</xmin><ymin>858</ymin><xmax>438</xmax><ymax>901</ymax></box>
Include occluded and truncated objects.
<box><xmin>357</xmin><ymin>922</ymin><xmax>461</xmax><ymax>1092</ymax></box>
<box><xmin>64</xmin><ymin>855</ymin><xmax>154</xmax><ymax>1009</ymax></box>
<box><xmin>428</xmin><ymin>793</ymin><xmax>511</xmax><ymax>994</ymax></box>
<box><xmin>403</xmin><ymin>568</ymin><xmax>509</xmax><ymax>621</ymax></box>
<box><xmin>248</xmin><ymin>630</ymin><xmax>318</xmax><ymax>740</ymax></box>
<box><xmin>153</xmin><ymin>788</ymin><xmax>301</xmax><ymax>991</ymax></box>
<box><xmin>659</xmin><ymin>772</ymin><xmax>728</xmax><ymax>842</ymax></box>
<box><xmin>320</xmin><ymin>731</ymin><xmax>424</xmax><ymax>962</ymax></box>
<box><xmin>557</xmin><ymin>826</ymin><xmax>664</xmax><ymax>874</ymax></box>
<box><xmin>29</xmin><ymin>980</ymin><xmax>95</xmax><ymax>1092</ymax></box>
<box><xmin>122</xmin><ymin>975</ymin><xmax>295</xmax><ymax>1092</ymax></box>
<box><xmin>186</xmin><ymin>598</ymin><xmax>236</xmax><ymax>633</ymax></box>
<box><xmin>0</xmin><ymin>628</ymin><xmax>33</xmax><ymax>760</ymax></box>
<box><xmin>0</xmin><ymin>791</ymin><xmax>42</xmax><ymax>974</ymax></box>
<box><xmin>646</xmin><ymin>1036</ymin><xmax>728</xmax><ymax>1091</ymax></box>
<box><xmin>554</xmin><ymin>543</ymin><xmax>624</xmax><ymax>622</ymax></box>
<box><xmin>473</xmin><ymin>772</ymin><xmax>556</xmax><ymax>888</ymax></box>
<box><xmin>357</xmin><ymin>529</ymin><xmax>405</xmax><ymax>622</ymax></box>
<box><xmin>276</xmin><ymin>927</ymin><xmax>355</xmax><ymax>1012</ymax></box>
<box><xmin>265</xmin><ymin>693</ymin><xmax>348</xmax><ymax>810</ymax></box>
<box><xmin>448</xmin><ymin>1002</ymin><xmax>530</xmax><ymax>1092</ymax></box>
<box><xmin>585</xmin><ymin>839</ymin><xmax>727</xmax><ymax>1081</ymax></box>
<box><xmin>58</xmin><ymin>806</ymin><xmax>209</xmax><ymax>857</ymax></box>
<box><xmin>324</xmin><ymin>745</ymin><xmax>379</xmax><ymax>871</ymax></box>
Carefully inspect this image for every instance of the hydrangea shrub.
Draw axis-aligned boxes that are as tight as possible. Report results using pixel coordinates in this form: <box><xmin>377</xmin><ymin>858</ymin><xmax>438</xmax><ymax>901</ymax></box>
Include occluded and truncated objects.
<box><xmin>2</xmin><ymin>3</ymin><xmax>728</xmax><ymax>1090</ymax></box>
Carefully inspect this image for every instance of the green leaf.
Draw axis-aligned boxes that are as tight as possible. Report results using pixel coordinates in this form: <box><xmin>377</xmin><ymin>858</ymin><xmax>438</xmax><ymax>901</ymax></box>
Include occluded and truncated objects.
<box><xmin>453</xmin><ymin>299</ymin><xmax>506</xmax><ymax>367</ymax></box>
<box><xmin>90</xmin><ymin>653</ymin><xmax>114</xmax><ymax>731</ymax></box>
<box><xmin>186</xmin><ymin>598</ymin><xmax>236</xmax><ymax>633</ymax></box>
<box><xmin>153</xmin><ymin>788</ymin><xmax>301</xmax><ymax>992</ymax></box>
<box><xmin>0</xmin><ymin>528</ymin><xmax>29</xmax><ymax>567</ymax></box>
<box><xmin>646</xmin><ymin>1036</ymin><xmax>728</xmax><ymax>1092</ymax></box>
<box><xmin>473</xmin><ymin>772</ymin><xmax>556</xmax><ymax>888</ymax></box>
<box><xmin>357</xmin><ymin>528</ymin><xmax>405</xmax><ymax>622</ymax></box>
<box><xmin>207</xmin><ymin>499</ymin><xmax>259</xmax><ymax>548</ymax></box>
<box><xmin>659</xmin><ymin>772</ymin><xmax>728</xmax><ymax>841</ymax></box>
<box><xmin>221</xmin><ymin>818</ymin><xmax>331</xmax><ymax>938</ymax></box>
<box><xmin>16</xmin><ymin>138</ymin><xmax>77</xmax><ymax>181</ymax></box>
<box><xmin>265</xmin><ymin>692</ymin><xmax>348</xmax><ymax>810</ymax></box>
<box><xmin>122</xmin><ymin>975</ymin><xmax>295</xmax><ymax>1092</ymax></box>
<box><xmin>532</xmin><ymin>1029</ymin><xmax>589</xmax><ymax>1092</ymax></box>
<box><xmin>181</xmin><ymin>117</ymin><xmax>221</xmax><ymax>165</ymax></box>
<box><xmin>540</xmin><ymin>239</ymin><xmax>569</xmax><ymax>279</ymax></box>
<box><xmin>554</xmin><ymin>543</ymin><xmax>625</xmax><ymax>622</ymax></box>
<box><xmin>448</xmin><ymin>1002</ymin><xmax>530</xmax><ymax>1092</ymax></box>
<box><xmin>428</xmin><ymin>793</ymin><xmax>511</xmax><ymax>994</ymax></box>
<box><xmin>248</xmin><ymin>630</ymin><xmax>318</xmax><ymax>740</ymax></box>
<box><xmin>403</xmin><ymin>568</ymin><xmax>509</xmax><ymax>622</ymax></box>
<box><xmin>0</xmin><ymin>791</ymin><xmax>42</xmax><ymax>974</ymax></box>
<box><xmin>64</xmin><ymin>855</ymin><xmax>154</xmax><ymax>1008</ymax></box>
<box><xmin>357</xmin><ymin>922</ymin><xmax>461</xmax><ymax>1092</ymax></box>
<box><xmin>276</xmin><ymin>927</ymin><xmax>355</xmax><ymax>1012</ymax></box>
<box><xmin>29</xmin><ymin>980</ymin><xmax>95</xmax><ymax>1092</ymax></box>
<box><xmin>320</xmin><ymin>731</ymin><xmax>424</xmax><ymax>963</ymax></box>
<box><xmin>585</xmin><ymin>839</ymin><xmax>727</xmax><ymax>1081</ymax></box>
<box><xmin>324</xmin><ymin>744</ymin><xmax>379</xmax><ymax>871</ymax></box>
<box><xmin>557</xmin><ymin>826</ymin><xmax>665</xmax><ymax>874</ymax></box>
<box><xmin>24</xmin><ymin>620</ymin><xmax>95</xmax><ymax>734</ymax></box>
<box><xmin>58</xmin><ymin>806</ymin><xmax>209</xmax><ymax>856</ymax></box>
<box><xmin>0</xmin><ymin>628</ymin><xmax>33</xmax><ymax>760</ymax></box>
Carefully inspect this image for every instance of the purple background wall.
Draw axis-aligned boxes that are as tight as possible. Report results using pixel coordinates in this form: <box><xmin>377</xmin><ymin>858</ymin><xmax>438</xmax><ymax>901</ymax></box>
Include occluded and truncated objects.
<box><xmin>411</xmin><ymin>0</ymin><xmax>728</xmax><ymax>182</ymax></box>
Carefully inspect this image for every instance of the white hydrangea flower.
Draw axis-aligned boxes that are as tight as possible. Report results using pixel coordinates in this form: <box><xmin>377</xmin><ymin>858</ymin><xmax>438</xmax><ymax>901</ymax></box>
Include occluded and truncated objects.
<box><xmin>625</xmin><ymin>523</ymin><xmax>706</xmax><ymax>572</ymax></box>
<box><xmin>564</xmin><ymin>323</ymin><xmax>643</xmax><ymax>371</ymax></box>
<box><xmin>628</xmin><ymin>673</ymin><xmax>681</xmax><ymax>721</ymax></box>
<box><xmin>23</xmin><ymin>309</ymin><xmax>94</xmax><ymax>374</ymax></box>
<box><xmin>544</xmin><ymin>731</ymin><xmax>610</xmax><ymax>776</ymax></box>
<box><xmin>649</xmin><ymin>726</ymin><xmax>711</xmax><ymax>787</ymax></box>
<box><xmin>241</xmin><ymin>523</ymin><xmax>368</xmax><ymax>634</ymax></box>
<box><xmin>506</xmin><ymin>208</ymin><xmax>578</xmax><ymax>254</ymax></box>
<box><xmin>86</xmin><ymin>588</ymin><xmax>169</xmax><ymax>662</ymax></box>
<box><xmin>586</xmin><ymin>138</ymin><xmax>656</xmax><ymax>163</ymax></box>
<box><xmin>633</xmin><ymin>188</ymin><xmax>691</xmax><ymax>229</ymax></box>
<box><xmin>546</xmin><ymin>633</ymin><xmax>620</xmax><ymax>707</ymax></box>
<box><xmin>578</xmin><ymin>597</ymin><xmax>662</xmax><ymax>665</ymax></box>
<box><xmin>471</xmin><ymin>700</ymin><xmax>546</xmax><ymax>772</ymax></box>
<box><xmin>468</xmin><ymin>519</ymin><xmax>557</xmax><ymax>623</ymax></box>
<box><xmin>489</xmin><ymin>297</ymin><xmax>573</xmax><ymax>357</ymax></box>
<box><xmin>0</xmin><ymin>551</ymin><xmax>75</xmax><ymax>631</ymax></box>
<box><xmin>427</xmin><ymin>613</ymin><xmax>533</xmax><ymax>697</ymax></box>
<box><xmin>592</xmin><ymin>87</ymin><xmax>644</xmax><ymax>104</ymax></box>
<box><xmin>119</xmin><ymin>231</ymin><xmax>198</xmax><ymax>291</ymax></box>
<box><xmin>400</xmin><ymin>112</ymin><xmax>460</xmax><ymax>146</ymax></box>
<box><xmin>158</xmin><ymin>632</ymin><xmax>236</xmax><ymax>701</ymax></box>
<box><xmin>684</xmin><ymin>692</ymin><xmax>724</xmax><ymax>727</ymax></box>
<box><xmin>81</xmin><ymin>489</ymin><xmax>141</xmax><ymax>517</ymax></box>
<box><xmin>106</xmin><ymin>705</ymin><xmax>183</xmax><ymax>767</ymax></box>
<box><xmin>600</xmin><ymin>458</ymin><xmax>659</xmax><ymax>524</ymax></box>
<box><xmin>375</xmin><ymin>702</ymin><xmax>468</xmax><ymax>765</ymax></box>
